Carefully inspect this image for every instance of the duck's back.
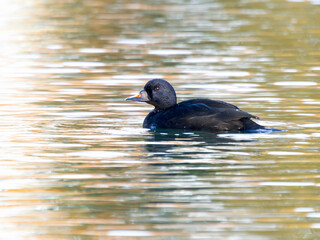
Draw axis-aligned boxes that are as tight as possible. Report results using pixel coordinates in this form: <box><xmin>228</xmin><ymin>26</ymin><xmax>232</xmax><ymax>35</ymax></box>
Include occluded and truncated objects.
<box><xmin>143</xmin><ymin>98</ymin><xmax>263</xmax><ymax>132</ymax></box>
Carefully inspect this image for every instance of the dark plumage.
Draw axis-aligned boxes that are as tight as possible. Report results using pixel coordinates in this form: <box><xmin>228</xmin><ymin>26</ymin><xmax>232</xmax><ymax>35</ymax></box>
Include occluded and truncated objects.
<box><xmin>126</xmin><ymin>79</ymin><xmax>267</xmax><ymax>133</ymax></box>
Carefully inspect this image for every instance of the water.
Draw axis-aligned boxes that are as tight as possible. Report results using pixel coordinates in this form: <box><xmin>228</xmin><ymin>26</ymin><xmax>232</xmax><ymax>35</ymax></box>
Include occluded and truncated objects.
<box><xmin>0</xmin><ymin>0</ymin><xmax>319</xmax><ymax>239</ymax></box>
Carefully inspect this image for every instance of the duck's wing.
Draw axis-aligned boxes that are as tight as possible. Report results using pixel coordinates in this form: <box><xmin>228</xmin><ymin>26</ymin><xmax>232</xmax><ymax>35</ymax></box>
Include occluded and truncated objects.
<box><xmin>163</xmin><ymin>101</ymin><xmax>261</xmax><ymax>132</ymax></box>
<box><xmin>180</xmin><ymin>99</ymin><xmax>259</xmax><ymax>118</ymax></box>
<box><xmin>181</xmin><ymin>99</ymin><xmax>240</xmax><ymax>110</ymax></box>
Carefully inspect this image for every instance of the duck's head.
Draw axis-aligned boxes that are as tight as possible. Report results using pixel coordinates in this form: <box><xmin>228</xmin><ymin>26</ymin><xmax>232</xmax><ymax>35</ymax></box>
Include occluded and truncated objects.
<box><xmin>126</xmin><ymin>79</ymin><xmax>177</xmax><ymax>110</ymax></box>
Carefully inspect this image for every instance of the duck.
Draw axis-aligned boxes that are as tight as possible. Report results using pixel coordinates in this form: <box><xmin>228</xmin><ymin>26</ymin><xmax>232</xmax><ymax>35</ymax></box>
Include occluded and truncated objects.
<box><xmin>126</xmin><ymin>79</ymin><xmax>268</xmax><ymax>133</ymax></box>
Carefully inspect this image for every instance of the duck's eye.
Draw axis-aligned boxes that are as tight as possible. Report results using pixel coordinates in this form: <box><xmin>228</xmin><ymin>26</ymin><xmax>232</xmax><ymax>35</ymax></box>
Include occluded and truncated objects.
<box><xmin>154</xmin><ymin>86</ymin><xmax>160</xmax><ymax>91</ymax></box>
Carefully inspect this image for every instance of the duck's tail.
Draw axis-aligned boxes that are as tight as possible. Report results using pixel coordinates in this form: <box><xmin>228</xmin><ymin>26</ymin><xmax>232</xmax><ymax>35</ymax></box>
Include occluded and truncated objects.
<box><xmin>242</xmin><ymin>118</ymin><xmax>283</xmax><ymax>133</ymax></box>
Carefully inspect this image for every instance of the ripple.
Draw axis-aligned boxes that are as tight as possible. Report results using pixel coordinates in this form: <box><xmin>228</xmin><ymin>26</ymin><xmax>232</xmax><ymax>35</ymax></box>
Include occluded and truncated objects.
<box><xmin>63</xmin><ymin>61</ymin><xmax>106</xmax><ymax>67</ymax></box>
<box><xmin>299</xmin><ymin>123</ymin><xmax>320</xmax><ymax>128</ymax></box>
<box><xmin>182</xmin><ymin>69</ymin><xmax>250</xmax><ymax>77</ymax></box>
<box><xmin>79</xmin><ymin>48</ymin><xmax>107</xmax><ymax>53</ymax></box>
<box><xmin>46</xmin><ymin>44</ymin><xmax>63</xmax><ymax>50</ymax></box>
<box><xmin>58</xmin><ymin>88</ymin><xmax>86</xmax><ymax>95</ymax></box>
<box><xmin>26</xmin><ymin>68</ymin><xmax>82</xmax><ymax>74</ymax></box>
<box><xmin>307</xmin><ymin>213</ymin><xmax>320</xmax><ymax>218</ymax></box>
<box><xmin>49</xmin><ymin>174</ymin><xmax>107</xmax><ymax>179</ymax></box>
<box><xmin>307</xmin><ymin>0</ymin><xmax>320</xmax><ymax>5</ymax></box>
<box><xmin>85</xmin><ymin>79</ymin><xmax>145</xmax><ymax>85</ymax></box>
<box><xmin>107</xmin><ymin>230</ymin><xmax>153</xmax><ymax>237</ymax></box>
<box><xmin>116</xmin><ymin>39</ymin><xmax>148</xmax><ymax>45</ymax></box>
<box><xmin>112</xmin><ymin>74</ymin><xmax>163</xmax><ymax>80</ymax></box>
<box><xmin>50</xmin><ymin>111</ymin><xmax>104</xmax><ymax>117</ymax></box>
<box><xmin>148</xmin><ymin>49</ymin><xmax>192</xmax><ymax>55</ymax></box>
<box><xmin>66</xmin><ymin>151</ymin><xmax>129</xmax><ymax>158</ymax></box>
<box><xmin>260</xmin><ymin>182</ymin><xmax>315</xmax><ymax>186</ymax></box>
<box><xmin>183</xmin><ymin>57</ymin><xmax>240</xmax><ymax>63</ymax></box>
<box><xmin>274</xmin><ymin>81</ymin><xmax>317</xmax><ymax>86</ymax></box>
<box><xmin>311</xmin><ymin>224</ymin><xmax>320</xmax><ymax>229</ymax></box>
<box><xmin>218</xmin><ymin>133</ymin><xmax>309</xmax><ymax>140</ymax></box>
<box><xmin>279</xmin><ymin>68</ymin><xmax>298</xmax><ymax>73</ymax></box>
<box><xmin>310</xmin><ymin>67</ymin><xmax>320</xmax><ymax>71</ymax></box>
<box><xmin>302</xmin><ymin>99</ymin><xmax>320</xmax><ymax>105</ymax></box>
<box><xmin>268</xmin><ymin>151</ymin><xmax>304</xmax><ymax>155</ymax></box>
<box><xmin>183</xmin><ymin>83</ymin><xmax>260</xmax><ymax>93</ymax></box>
<box><xmin>294</xmin><ymin>207</ymin><xmax>314</xmax><ymax>212</ymax></box>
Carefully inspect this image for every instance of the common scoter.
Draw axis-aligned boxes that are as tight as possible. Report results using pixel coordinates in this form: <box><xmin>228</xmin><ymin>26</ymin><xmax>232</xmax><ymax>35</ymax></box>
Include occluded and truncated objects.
<box><xmin>126</xmin><ymin>79</ymin><xmax>270</xmax><ymax>133</ymax></box>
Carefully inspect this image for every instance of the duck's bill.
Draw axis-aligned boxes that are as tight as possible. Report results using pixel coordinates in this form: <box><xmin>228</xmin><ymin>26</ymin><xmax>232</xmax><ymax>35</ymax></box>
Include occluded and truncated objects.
<box><xmin>125</xmin><ymin>90</ymin><xmax>149</xmax><ymax>102</ymax></box>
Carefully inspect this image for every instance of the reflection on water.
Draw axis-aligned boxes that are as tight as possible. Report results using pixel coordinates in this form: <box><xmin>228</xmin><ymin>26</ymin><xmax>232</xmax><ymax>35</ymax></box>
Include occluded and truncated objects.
<box><xmin>0</xmin><ymin>0</ymin><xmax>319</xmax><ymax>239</ymax></box>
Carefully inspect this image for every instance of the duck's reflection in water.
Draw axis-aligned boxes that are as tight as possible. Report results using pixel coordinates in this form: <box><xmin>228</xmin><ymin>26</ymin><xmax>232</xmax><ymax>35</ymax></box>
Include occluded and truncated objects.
<box><xmin>143</xmin><ymin>128</ymin><xmax>255</xmax><ymax>156</ymax></box>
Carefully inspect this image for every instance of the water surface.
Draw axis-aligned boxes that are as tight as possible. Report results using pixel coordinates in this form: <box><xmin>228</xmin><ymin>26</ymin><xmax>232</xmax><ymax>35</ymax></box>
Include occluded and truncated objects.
<box><xmin>0</xmin><ymin>0</ymin><xmax>319</xmax><ymax>239</ymax></box>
